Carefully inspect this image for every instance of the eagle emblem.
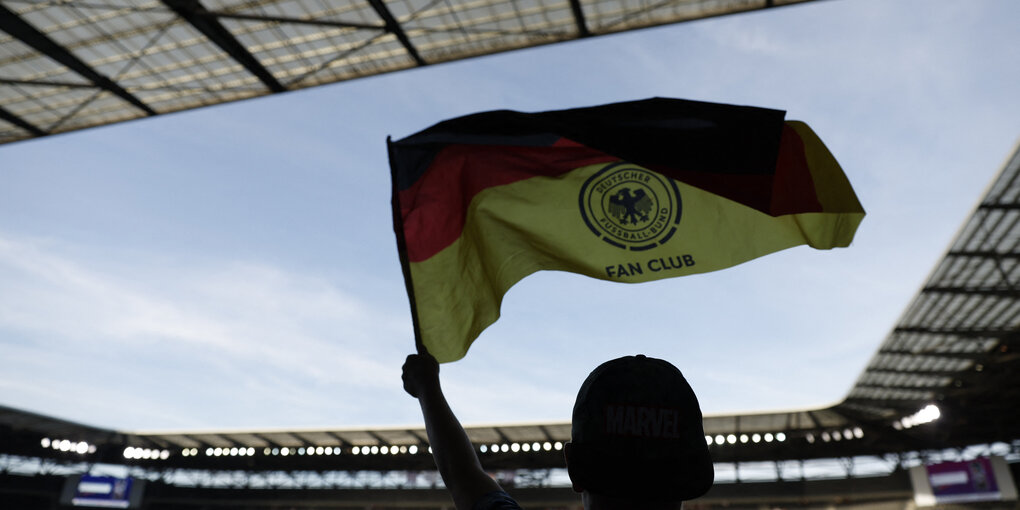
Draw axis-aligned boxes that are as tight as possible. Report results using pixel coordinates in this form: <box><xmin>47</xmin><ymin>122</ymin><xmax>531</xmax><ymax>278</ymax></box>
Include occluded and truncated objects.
<box><xmin>608</xmin><ymin>188</ymin><xmax>653</xmax><ymax>225</ymax></box>
<box><xmin>579</xmin><ymin>163</ymin><xmax>682</xmax><ymax>251</ymax></box>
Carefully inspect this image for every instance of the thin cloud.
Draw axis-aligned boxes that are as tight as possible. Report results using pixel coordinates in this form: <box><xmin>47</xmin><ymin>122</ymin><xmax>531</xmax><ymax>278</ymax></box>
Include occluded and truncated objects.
<box><xmin>0</xmin><ymin>233</ymin><xmax>411</xmax><ymax>428</ymax></box>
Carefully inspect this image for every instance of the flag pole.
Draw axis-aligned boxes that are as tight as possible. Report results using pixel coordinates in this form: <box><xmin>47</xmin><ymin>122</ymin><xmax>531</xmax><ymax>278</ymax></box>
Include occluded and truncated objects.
<box><xmin>388</xmin><ymin>137</ymin><xmax>427</xmax><ymax>355</ymax></box>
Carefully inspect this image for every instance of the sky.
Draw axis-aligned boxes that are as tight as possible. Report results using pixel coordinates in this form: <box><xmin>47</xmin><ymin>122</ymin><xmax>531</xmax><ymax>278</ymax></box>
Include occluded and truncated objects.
<box><xmin>0</xmin><ymin>0</ymin><xmax>1018</xmax><ymax>433</ymax></box>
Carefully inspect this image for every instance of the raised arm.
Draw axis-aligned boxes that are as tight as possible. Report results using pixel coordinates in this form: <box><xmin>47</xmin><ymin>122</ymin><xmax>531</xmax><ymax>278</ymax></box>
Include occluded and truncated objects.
<box><xmin>402</xmin><ymin>353</ymin><xmax>503</xmax><ymax>510</ymax></box>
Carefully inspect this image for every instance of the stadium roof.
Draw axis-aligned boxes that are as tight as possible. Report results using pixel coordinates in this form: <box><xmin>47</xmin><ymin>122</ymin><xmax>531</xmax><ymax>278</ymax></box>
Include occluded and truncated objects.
<box><xmin>0</xmin><ymin>0</ymin><xmax>816</xmax><ymax>145</ymax></box>
<box><xmin>2</xmin><ymin>142</ymin><xmax>1018</xmax><ymax>474</ymax></box>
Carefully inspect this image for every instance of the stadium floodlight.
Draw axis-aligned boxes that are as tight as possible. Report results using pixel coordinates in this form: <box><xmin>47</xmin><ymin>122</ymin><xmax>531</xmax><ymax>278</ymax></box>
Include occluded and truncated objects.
<box><xmin>316</xmin><ymin>446</ymin><xmax>324</xmax><ymax>455</ymax></box>
<box><xmin>511</xmin><ymin>443</ymin><xmax>521</xmax><ymax>452</ymax></box>
<box><xmin>334</xmin><ymin>447</ymin><xmax>342</xmax><ymax>455</ymax></box>
<box><xmin>206</xmin><ymin>448</ymin><xmax>214</xmax><ymax>456</ymax></box>
<box><xmin>554</xmin><ymin>442</ymin><xmax>563</xmax><ymax>451</ymax></box>
<box><xmin>909</xmin><ymin>404</ymin><xmax>941</xmax><ymax>426</ymax></box>
<box><xmin>739</xmin><ymin>434</ymin><xmax>749</xmax><ymax>444</ymax></box>
<box><xmin>159</xmin><ymin>450</ymin><xmax>169</xmax><ymax>460</ymax></box>
<box><xmin>281</xmin><ymin>447</ymin><xmax>290</xmax><ymax>456</ymax></box>
<box><xmin>409</xmin><ymin>445</ymin><xmax>418</xmax><ymax>454</ymax></box>
<box><xmin>764</xmin><ymin>433</ymin><xmax>774</xmax><ymax>443</ymax></box>
<box><xmin>806</xmin><ymin>433</ymin><xmax>815</xmax><ymax>444</ymax></box>
<box><xmin>522</xmin><ymin>443</ymin><xmax>531</xmax><ymax>452</ymax></box>
<box><xmin>41</xmin><ymin>438</ymin><xmax>51</xmax><ymax>448</ymax></box>
<box><xmin>60</xmin><ymin>440</ymin><xmax>71</xmax><ymax>452</ymax></box>
<box><xmin>543</xmin><ymin>442</ymin><xmax>552</xmax><ymax>451</ymax></box>
<box><xmin>480</xmin><ymin>445</ymin><xmax>488</xmax><ymax>453</ymax></box>
<box><xmin>500</xmin><ymin>444</ymin><xmax>509</xmax><ymax>453</ymax></box>
<box><xmin>714</xmin><ymin>435</ymin><xmax>725</xmax><ymax>445</ymax></box>
<box><xmin>751</xmin><ymin>434</ymin><xmax>761</xmax><ymax>443</ymax></box>
<box><xmin>726</xmin><ymin>434</ymin><xmax>736</xmax><ymax>445</ymax></box>
<box><xmin>853</xmin><ymin>427</ymin><xmax>864</xmax><ymax>438</ymax></box>
<box><xmin>352</xmin><ymin>446</ymin><xmax>361</xmax><ymax>455</ymax></box>
<box><xmin>705</xmin><ymin>435</ymin><xmax>712</xmax><ymax>445</ymax></box>
<box><xmin>532</xmin><ymin>442</ymin><xmax>541</xmax><ymax>451</ymax></box>
<box><xmin>370</xmin><ymin>446</ymin><xmax>380</xmax><ymax>455</ymax></box>
<box><xmin>123</xmin><ymin>447</ymin><xmax>134</xmax><ymax>458</ymax></box>
<box><xmin>76</xmin><ymin>442</ymin><xmax>88</xmax><ymax>454</ymax></box>
<box><xmin>821</xmin><ymin>431</ymin><xmax>831</xmax><ymax>442</ymax></box>
<box><xmin>776</xmin><ymin>432</ymin><xmax>786</xmax><ymax>442</ymax></box>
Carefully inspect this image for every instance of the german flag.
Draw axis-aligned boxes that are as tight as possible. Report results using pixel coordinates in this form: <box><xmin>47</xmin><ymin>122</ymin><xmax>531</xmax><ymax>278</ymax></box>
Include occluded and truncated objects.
<box><xmin>389</xmin><ymin>98</ymin><xmax>864</xmax><ymax>362</ymax></box>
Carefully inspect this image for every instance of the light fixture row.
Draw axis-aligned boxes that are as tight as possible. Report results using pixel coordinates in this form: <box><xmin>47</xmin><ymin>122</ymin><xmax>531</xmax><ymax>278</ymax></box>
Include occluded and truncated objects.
<box><xmin>41</xmin><ymin>437</ymin><xmax>97</xmax><ymax>455</ymax></box>
<box><xmin>806</xmin><ymin>427</ymin><xmax>864</xmax><ymax>444</ymax></box>
<box><xmin>123</xmin><ymin>447</ymin><xmax>170</xmax><ymax>460</ymax></box>
<box><xmin>705</xmin><ymin>432</ymin><xmax>787</xmax><ymax>446</ymax></box>
<box><xmin>479</xmin><ymin>441</ymin><xmax>563</xmax><ymax>454</ymax></box>
<box><xmin>182</xmin><ymin>442</ymin><xmax>566</xmax><ymax>458</ymax></box>
<box><xmin>183</xmin><ymin>444</ymin><xmax>427</xmax><ymax>458</ymax></box>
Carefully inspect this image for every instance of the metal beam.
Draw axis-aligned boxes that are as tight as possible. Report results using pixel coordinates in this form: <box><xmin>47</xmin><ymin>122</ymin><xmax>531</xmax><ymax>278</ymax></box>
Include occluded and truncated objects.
<box><xmin>946</xmin><ymin>250</ymin><xmax>1020</xmax><ymax>259</ymax></box>
<box><xmin>0</xmin><ymin>105</ymin><xmax>46</xmax><ymax>137</ymax></box>
<box><xmin>0</xmin><ymin>4</ymin><xmax>156</xmax><ymax>116</ymax></box>
<box><xmin>977</xmin><ymin>203</ymin><xmax>1020</xmax><ymax>210</ymax></box>
<box><xmin>199</xmin><ymin>10</ymin><xmax>384</xmax><ymax>31</ymax></box>
<box><xmin>842</xmin><ymin>397</ymin><xmax>930</xmax><ymax>409</ymax></box>
<box><xmin>859</xmin><ymin>367</ymin><xmax>968</xmax><ymax>377</ymax></box>
<box><xmin>366</xmin><ymin>0</ymin><xmax>426</xmax><ymax>66</ymax></box>
<box><xmin>877</xmin><ymin>349</ymin><xmax>989</xmax><ymax>360</ymax></box>
<box><xmin>893</xmin><ymin>326</ymin><xmax>1018</xmax><ymax>337</ymax></box>
<box><xmin>804</xmin><ymin>410</ymin><xmax>822</xmax><ymax>430</ymax></box>
<box><xmin>569</xmin><ymin>0</ymin><xmax>591</xmax><ymax>37</ymax></box>
<box><xmin>921</xmin><ymin>285</ymin><xmax>1020</xmax><ymax>297</ymax></box>
<box><xmin>0</xmin><ymin>78</ymin><xmax>96</xmax><ymax>89</ymax></box>
<box><xmin>851</xmin><ymin>383</ymin><xmax>947</xmax><ymax>392</ymax></box>
<box><xmin>162</xmin><ymin>0</ymin><xmax>286</xmax><ymax>93</ymax></box>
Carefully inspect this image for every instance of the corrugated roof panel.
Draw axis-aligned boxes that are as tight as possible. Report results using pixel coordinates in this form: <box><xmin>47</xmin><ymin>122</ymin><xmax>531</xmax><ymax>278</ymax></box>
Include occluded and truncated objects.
<box><xmin>2</xmin><ymin>0</ymin><xmax>823</xmax><ymax>144</ymax></box>
<box><xmin>257</xmin><ymin>431</ymin><xmax>306</xmax><ymax>447</ymax></box>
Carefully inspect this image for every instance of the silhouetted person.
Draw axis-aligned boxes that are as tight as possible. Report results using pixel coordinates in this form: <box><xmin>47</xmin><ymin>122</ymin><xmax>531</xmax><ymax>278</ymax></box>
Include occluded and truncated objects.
<box><xmin>402</xmin><ymin>353</ymin><xmax>713</xmax><ymax>509</ymax></box>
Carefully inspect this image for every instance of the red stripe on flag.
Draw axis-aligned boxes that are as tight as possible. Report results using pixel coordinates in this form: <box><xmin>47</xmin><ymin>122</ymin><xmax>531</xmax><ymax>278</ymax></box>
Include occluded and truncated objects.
<box><xmin>770</xmin><ymin>124</ymin><xmax>823</xmax><ymax>215</ymax></box>
<box><xmin>400</xmin><ymin>143</ymin><xmax>618</xmax><ymax>262</ymax></box>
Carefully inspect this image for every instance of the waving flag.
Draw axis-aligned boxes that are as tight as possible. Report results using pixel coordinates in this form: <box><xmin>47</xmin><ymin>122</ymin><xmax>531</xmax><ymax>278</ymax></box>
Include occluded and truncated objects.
<box><xmin>389</xmin><ymin>98</ymin><xmax>864</xmax><ymax>362</ymax></box>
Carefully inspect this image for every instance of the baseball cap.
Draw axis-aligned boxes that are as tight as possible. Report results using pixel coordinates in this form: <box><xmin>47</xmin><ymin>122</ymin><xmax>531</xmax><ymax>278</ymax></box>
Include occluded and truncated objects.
<box><xmin>567</xmin><ymin>354</ymin><xmax>713</xmax><ymax>501</ymax></box>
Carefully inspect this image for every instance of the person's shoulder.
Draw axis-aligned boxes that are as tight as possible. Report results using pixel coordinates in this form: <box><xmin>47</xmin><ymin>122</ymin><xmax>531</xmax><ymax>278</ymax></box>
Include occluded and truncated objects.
<box><xmin>472</xmin><ymin>490</ymin><xmax>523</xmax><ymax>510</ymax></box>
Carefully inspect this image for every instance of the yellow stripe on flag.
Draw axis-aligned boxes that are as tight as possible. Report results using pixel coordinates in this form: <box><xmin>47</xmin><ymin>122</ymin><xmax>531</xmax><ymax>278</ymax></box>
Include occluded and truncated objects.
<box><xmin>411</xmin><ymin>162</ymin><xmax>864</xmax><ymax>362</ymax></box>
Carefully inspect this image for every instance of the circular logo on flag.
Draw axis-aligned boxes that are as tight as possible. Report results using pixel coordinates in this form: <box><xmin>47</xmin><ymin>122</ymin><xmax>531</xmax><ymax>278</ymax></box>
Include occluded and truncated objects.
<box><xmin>579</xmin><ymin>163</ymin><xmax>682</xmax><ymax>251</ymax></box>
